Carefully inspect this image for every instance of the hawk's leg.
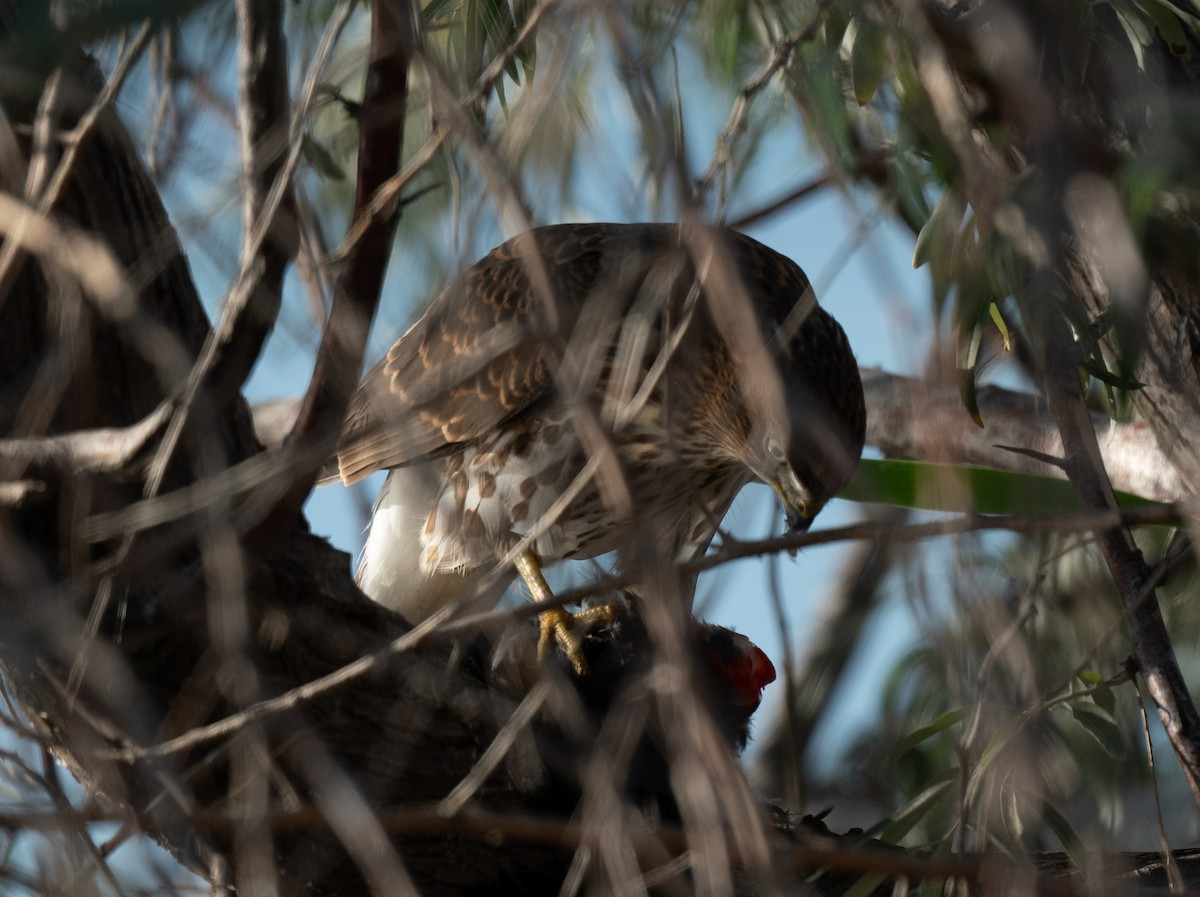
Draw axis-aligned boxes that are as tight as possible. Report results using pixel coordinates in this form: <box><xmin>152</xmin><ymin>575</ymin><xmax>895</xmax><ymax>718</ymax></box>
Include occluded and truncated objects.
<box><xmin>514</xmin><ymin>550</ymin><xmax>616</xmax><ymax>676</ymax></box>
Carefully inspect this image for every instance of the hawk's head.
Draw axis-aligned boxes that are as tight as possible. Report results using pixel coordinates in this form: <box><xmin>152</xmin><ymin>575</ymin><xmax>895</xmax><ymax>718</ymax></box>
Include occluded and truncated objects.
<box><xmin>715</xmin><ymin>277</ymin><xmax>866</xmax><ymax>533</ymax></box>
<box><xmin>740</xmin><ymin>331</ymin><xmax>866</xmax><ymax>532</ymax></box>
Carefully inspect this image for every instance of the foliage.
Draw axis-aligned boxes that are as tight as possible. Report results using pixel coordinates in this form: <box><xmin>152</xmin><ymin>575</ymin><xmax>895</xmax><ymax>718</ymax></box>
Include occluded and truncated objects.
<box><xmin>4</xmin><ymin>0</ymin><xmax>1200</xmax><ymax>893</ymax></box>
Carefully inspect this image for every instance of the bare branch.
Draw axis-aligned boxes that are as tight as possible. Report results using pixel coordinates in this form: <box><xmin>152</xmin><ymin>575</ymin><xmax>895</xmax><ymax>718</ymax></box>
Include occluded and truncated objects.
<box><xmin>863</xmin><ymin>369</ymin><xmax>1188</xmax><ymax>502</ymax></box>
<box><xmin>0</xmin><ymin>402</ymin><xmax>169</xmax><ymax>481</ymax></box>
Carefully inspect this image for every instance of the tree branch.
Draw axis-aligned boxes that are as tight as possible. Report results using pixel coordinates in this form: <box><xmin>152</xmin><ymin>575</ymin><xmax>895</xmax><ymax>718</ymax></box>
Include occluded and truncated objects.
<box><xmin>862</xmin><ymin>369</ymin><xmax>1188</xmax><ymax>502</ymax></box>
<box><xmin>242</xmin><ymin>0</ymin><xmax>416</xmax><ymax>553</ymax></box>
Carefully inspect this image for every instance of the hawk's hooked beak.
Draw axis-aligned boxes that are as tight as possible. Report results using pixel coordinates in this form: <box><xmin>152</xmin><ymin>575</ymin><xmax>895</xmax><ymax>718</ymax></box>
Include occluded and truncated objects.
<box><xmin>773</xmin><ymin>469</ymin><xmax>823</xmax><ymax>532</ymax></box>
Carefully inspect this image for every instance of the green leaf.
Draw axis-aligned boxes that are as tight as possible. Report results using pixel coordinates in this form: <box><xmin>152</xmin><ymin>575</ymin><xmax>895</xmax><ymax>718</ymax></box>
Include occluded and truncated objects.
<box><xmin>885</xmin><ymin>707</ymin><xmax>971</xmax><ymax>767</ymax></box>
<box><xmin>1111</xmin><ymin>0</ymin><xmax>1154</xmax><ymax>69</ymax></box>
<box><xmin>1070</xmin><ymin>704</ymin><xmax>1127</xmax><ymax>758</ymax></box>
<box><xmin>1001</xmin><ymin>782</ymin><xmax>1024</xmax><ymax>841</ymax></box>
<box><xmin>957</xmin><ymin>313</ymin><xmax>986</xmax><ymax>428</ymax></box>
<box><xmin>1093</xmin><ymin>683</ymin><xmax>1117</xmax><ymax>717</ymax></box>
<box><xmin>849</xmin><ymin>17</ymin><xmax>886</xmax><ymax>106</ymax></box>
<box><xmin>912</xmin><ymin>188</ymin><xmax>961</xmax><ymax>269</ymax></box>
<box><xmin>840</xmin><ymin>458</ymin><xmax>1168</xmax><ymax>516</ymax></box>
<box><xmin>892</xmin><ymin>151</ymin><xmax>932</xmax><ymax>226</ymax></box>
<box><xmin>1080</xmin><ymin>354</ymin><xmax>1145</xmax><ymax>391</ymax></box>
<box><xmin>988</xmin><ymin>302</ymin><xmax>1011</xmax><ymax>351</ymax></box>
<box><xmin>1077</xmin><ymin>671</ymin><xmax>1117</xmax><ymax>717</ymax></box>
<box><xmin>513</xmin><ymin>0</ymin><xmax>537</xmax><ymax>81</ymax></box>
<box><xmin>481</xmin><ymin>0</ymin><xmax>521</xmax><ymax>83</ymax></box>
<box><xmin>423</xmin><ymin>0</ymin><xmax>461</xmax><ymax>22</ymax></box>
<box><xmin>1144</xmin><ymin>2</ymin><xmax>1191</xmax><ymax>54</ymax></box>
<box><xmin>821</xmin><ymin>7</ymin><xmax>851</xmax><ymax>55</ymax></box>
<box><xmin>1040</xmin><ymin>801</ymin><xmax>1088</xmax><ymax>875</ymax></box>
<box><xmin>878</xmin><ymin>768</ymin><xmax>958</xmax><ymax>843</ymax></box>
<box><xmin>300</xmin><ymin>133</ymin><xmax>347</xmax><ymax>181</ymax></box>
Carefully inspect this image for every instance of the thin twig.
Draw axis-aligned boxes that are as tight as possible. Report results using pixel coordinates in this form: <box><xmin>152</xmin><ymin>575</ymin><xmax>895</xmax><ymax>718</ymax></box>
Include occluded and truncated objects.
<box><xmin>698</xmin><ymin>2</ymin><xmax>834</xmax><ymax>215</ymax></box>
<box><xmin>91</xmin><ymin>501</ymin><xmax>1187</xmax><ymax>763</ymax></box>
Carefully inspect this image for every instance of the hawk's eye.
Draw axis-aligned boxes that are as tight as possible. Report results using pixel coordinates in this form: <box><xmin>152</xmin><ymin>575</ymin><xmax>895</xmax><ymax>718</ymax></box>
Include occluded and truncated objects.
<box><xmin>765</xmin><ymin>437</ymin><xmax>786</xmax><ymax>464</ymax></box>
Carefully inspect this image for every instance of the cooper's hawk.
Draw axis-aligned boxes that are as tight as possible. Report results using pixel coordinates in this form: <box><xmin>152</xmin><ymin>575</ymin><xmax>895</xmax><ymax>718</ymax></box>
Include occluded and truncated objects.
<box><xmin>336</xmin><ymin>223</ymin><xmax>865</xmax><ymax>668</ymax></box>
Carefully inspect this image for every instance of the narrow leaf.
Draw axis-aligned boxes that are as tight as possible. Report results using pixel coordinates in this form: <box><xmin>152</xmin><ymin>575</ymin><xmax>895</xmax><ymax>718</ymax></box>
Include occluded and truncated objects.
<box><xmin>1080</xmin><ymin>355</ymin><xmax>1145</xmax><ymax>390</ymax></box>
<box><xmin>879</xmin><ymin>769</ymin><xmax>958</xmax><ymax>843</ymax></box>
<box><xmin>988</xmin><ymin>302</ymin><xmax>1011</xmax><ymax>351</ymax></box>
<box><xmin>885</xmin><ymin>707</ymin><xmax>971</xmax><ymax>767</ymax></box>
<box><xmin>1070</xmin><ymin>705</ymin><xmax>1127</xmax><ymax>758</ymax></box>
<box><xmin>1143</xmin><ymin>0</ymin><xmax>1192</xmax><ymax>55</ymax></box>
<box><xmin>301</xmin><ymin>134</ymin><xmax>347</xmax><ymax>181</ymax></box>
<box><xmin>912</xmin><ymin>189</ymin><xmax>961</xmax><ymax>269</ymax></box>
<box><xmin>957</xmin><ymin>316</ymin><xmax>986</xmax><ymax>427</ymax></box>
<box><xmin>1041</xmin><ymin>801</ymin><xmax>1089</xmax><ymax>875</ymax></box>
<box><xmin>1092</xmin><ymin>684</ymin><xmax>1117</xmax><ymax>717</ymax></box>
<box><xmin>840</xmin><ymin>458</ymin><xmax>1167</xmax><ymax>516</ymax></box>
<box><xmin>850</xmin><ymin>18</ymin><xmax>886</xmax><ymax>106</ymax></box>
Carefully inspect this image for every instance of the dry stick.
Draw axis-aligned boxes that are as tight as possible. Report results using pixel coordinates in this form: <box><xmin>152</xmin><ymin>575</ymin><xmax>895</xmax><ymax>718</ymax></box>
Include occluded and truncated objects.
<box><xmin>222</xmin><ymin>13</ymin><xmax>297</xmax><ymax>894</ymax></box>
<box><xmin>69</xmin><ymin>0</ymin><xmax>306</xmax><ymax>712</ymax></box>
<box><xmin>438</xmin><ymin>679</ymin><xmax>553</xmax><ymax>817</ymax></box>
<box><xmin>40</xmin><ymin>746</ymin><xmax>132</xmax><ymax>897</ymax></box>
<box><xmin>600</xmin><ymin>24</ymin><xmax>780</xmax><ymax>891</ymax></box>
<box><xmin>0</xmin><ymin>804</ymin><xmax>1090</xmax><ymax>894</ymax></box>
<box><xmin>727</xmin><ymin>149</ymin><xmax>906</xmax><ymax>232</ymax></box>
<box><xmin>241</xmin><ymin>0</ymin><xmax>415</xmax><ymax>555</ymax></box>
<box><xmin>1133</xmin><ymin>672</ymin><xmax>1185</xmax><ymax>892</ymax></box>
<box><xmin>0</xmin><ymin>404</ymin><xmax>171</xmax><ymax>481</ymax></box>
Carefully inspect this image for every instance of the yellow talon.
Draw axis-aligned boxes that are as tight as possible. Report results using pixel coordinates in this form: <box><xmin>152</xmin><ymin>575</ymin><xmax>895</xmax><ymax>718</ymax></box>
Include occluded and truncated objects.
<box><xmin>515</xmin><ymin>551</ymin><xmax>619</xmax><ymax>677</ymax></box>
<box><xmin>537</xmin><ymin>606</ymin><xmax>586</xmax><ymax>675</ymax></box>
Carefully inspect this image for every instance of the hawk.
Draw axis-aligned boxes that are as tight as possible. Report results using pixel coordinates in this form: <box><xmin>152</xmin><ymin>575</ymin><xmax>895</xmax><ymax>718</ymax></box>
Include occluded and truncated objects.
<box><xmin>336</xmin><ymin>223</ymin><xmax>865</xmax><ymax>669</ymax></box>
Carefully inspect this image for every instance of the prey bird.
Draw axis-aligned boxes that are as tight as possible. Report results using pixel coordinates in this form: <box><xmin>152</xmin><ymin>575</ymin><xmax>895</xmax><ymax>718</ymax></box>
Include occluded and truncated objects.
<box><xmin>334</xmin><ymin>223</ymin><xmax>866</xmax><ymax>671</ymax></box>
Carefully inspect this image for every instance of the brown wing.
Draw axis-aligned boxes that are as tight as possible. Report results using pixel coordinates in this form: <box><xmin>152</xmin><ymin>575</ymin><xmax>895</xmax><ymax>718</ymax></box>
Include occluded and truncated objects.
<box><xmin>336</xmin><ymin>223</ymin><xmax>684</xmax><ymax>485</ymax></box>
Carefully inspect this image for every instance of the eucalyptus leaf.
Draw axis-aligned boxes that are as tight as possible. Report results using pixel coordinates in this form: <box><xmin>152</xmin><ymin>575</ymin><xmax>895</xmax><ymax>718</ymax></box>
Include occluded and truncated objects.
<box><xmin>840</xmin><ymin>458</ymin><xmax>1165</xmax><ymax>516</ymax></box>
<box><xmin>300</xmin><ymin>133</ymin><xmax>347</xmax><ymax>181</ymax></box>
<box><xmin>1070</xmin><ymin>705</ymin><xmax>1127</xmax><ymax>758</ymax></box>
<box><xmin>1041</xmin><ymin>801</ymin><xmax>1089</xmax><ymax>874</ymax></box>
<box><xmin>957</xmin><ymin>311</ymin><xmax>986</xmax><ymax>428</ymax></box>
<box><xmin>878</xmin><ymin>768</ymin><xmax>958</xmax><ymax>843</ymax></box>
<box><xmin>912</xmin><ymin>188</ymin><xmax>962</xmax><ymax>269</ymax></box>
<box><xmin>849</xmin><ymin>17</ymin><xmax>886</xmax><ymax>106</ymax></box>
<box><xmin>885</xmin><ymin>706</ymin><xmax>971</xmax><ymax>767</ymax></box>
<box><xmin>1080</xmin><ymin>355</ymin><xmax>1145</xmax><ymax>390</ymax></box>
<box><xmin>988</xmin><ymin>302</ymin><xmax>1012</xmax><ymax>351</ymax></box>
<box><xmin>1142</xmin><ymin>0</ymin><xmax>1192</xmax><ymax>54</ymax></box>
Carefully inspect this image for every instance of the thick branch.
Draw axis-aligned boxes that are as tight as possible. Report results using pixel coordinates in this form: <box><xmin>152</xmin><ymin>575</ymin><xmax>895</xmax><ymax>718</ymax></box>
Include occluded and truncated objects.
<box><xmin>862</xmin><ymin>370</ymin><xmax>1187</xmax><ymax>502</ymax></box>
